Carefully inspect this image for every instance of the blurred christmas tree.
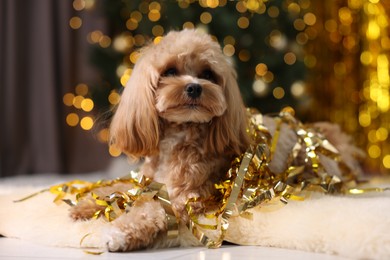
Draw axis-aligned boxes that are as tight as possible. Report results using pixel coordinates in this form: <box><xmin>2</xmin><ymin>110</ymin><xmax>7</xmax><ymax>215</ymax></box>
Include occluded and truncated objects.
<box><xmin>85</xmin><ymin>0</ymin><xmax>311</xmax><ymax>116</ymax></box>
<box><xmin>65</xmin><ymin>0</ymin><xmax>390</xmax><ymax>173</ymax></box>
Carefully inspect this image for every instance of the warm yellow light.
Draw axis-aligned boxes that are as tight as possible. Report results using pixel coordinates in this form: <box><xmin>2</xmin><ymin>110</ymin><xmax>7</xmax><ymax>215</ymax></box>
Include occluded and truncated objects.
<box><xmin>73</xmin><ymin>0</ymin><xmax>85</xmax><ymax>11</ymax></box>
<box><xmin>130</xmin><ymin>11</ymin><xmax>143</xmax><ymax>22</ymax></box>
<box><xmin>252</xmin><ymin>79</ymin><xmax>268</xmax><ymax>97</ymax></box>
<box><xmin>98</xmin><ymin>128</ymin><xmax>109</xmax><ymax>143</ymax></box>
<box><xmin>178</xmin><ymin>0</ymin><xmax>190</xmax><ymax>9</ymax></box>
<box><xmin>75</xmin><ymin>84</ymin><xmax>88</xmax><ymax>96</ymax></box>
<box><xmin>113</xmin><ymin>35</ymin><xmax>133</xmax><ymax>52</ymax></box>
<box><xmin>124</xmin><ymin>68</ymin><xmax>133</xmax><ymax>75</ymax></box>
<box><xmin>200</xmin><ymin>12</ymin><xmax>212</xmax><ymax>24</ymax></box>
<box><xmin>81</xmin><ymin>98</ymin><xmax>94</xmax><ymax>112</ymax></box>
<box><xmin>294</xmin><ymin>19</ymin><xmax>306</xmax><ymax>31</ymax></box>
<box><xmin>359</xmin><ymin>112</ymin><xmax>371</xmax><ymax>127</ymax></box>
<box><xmin>69</xmin><ymin>16</ymin><xmax>82</xmax><ymax>30</ymax></box>
<box><xmin>269</xmin><ymin>30</ymin><xmax>286</xmax><ymax>50</ymax></box>
<box><xmin>88</xmin><ymin>30</ymin><xmax>103</xmax><ymax>44</ymax></box>
<box><xmin>281</xmin><ymin>106</ymin><xmax>295</xmax><ymax>116</ymax></box>
<box><xmin>120</xmin><ymin>74</ymin><xmax>130</xmax><ymax>87</ymax></box>
<box><xmin>237</xmin><ymin>17</ymin><xmax>250</xmax><ymax>29</ymax></box>
<box><xmin>367</xmin><ymin>20</ymin><xmax>381</xmax><ymax>40</ymax></box>
<box><xmin>80</xmin><ymin>116</ymin><xmax>94</xmax><ymax>130</ymax></box>
<box><xmin>204</xmin><ymin>0</ymin><xmax>219</xmax><ymax>8</ymax></box>
<box><xmin>263</xmin><ymin>71</ymin><xmax>274</xmax><ymax>83</ymax></box>
<box><xmin>152</xmin><ymin>25</ymin><xmax>164</xmax><ymax>36</ymax></box>
<box><xmin>116</xmin><ymin>65</ymin><xmax>126</xmax><ymax>78</ymax></box>
<box><xmin>296</xmin><ymin>32</ymin><xmax>309</xmax><ymax>45</ymax></box>
<box><xmin>73</xmin><ymin>95</ymin><xmax>84</xmax><ymax>109</ymax></box>
<box><xmin>148</xmin><ymin>9</ymin><xmax>161</xmax><ymax>22</ymax></box>
<box><xmin>238</xmin><ymin>49</ymin><xmax>250</xmax><ymax>62</ymax></box>
<box><xmin>267</xmin><ymin>6</ymin><xmax>279</xmax><ymax>18</ymax></box>
<box><xmin>149</xmin><ymin>1</ymin><xmax>161</xmax><ymax>11</ymax></box>
<box><xmin>63</xmin><ymin>93</ymin><xmax>75</xmax><ymax>107</ymax></box>
<box><xmin>366</xmin><ymin>3</ymin><xmax>379</xmax><ymax>15</ymax></box>
<box><xmin>223</xmin><ymin>35</ymin><xmax>235</xmax><ymax>45</ymax></box>
<box><xmin>183</xmin><ymin>22</ymin><xmax>195</xmax><ymax>29</ymax></box>
<box><xmin>223</xmin><ymin>44</ymin><xmax>235</xmax><ymax>56</ymax></box>
<box><xmin>108</xmin><ymin>92</ymin><xmax>121</xmax><ymax>105</ymax></box>
<box><xmin>66</xmin><ymin>113</ymin><xmax>79</xmax><ymax>127</ymax></box>
<box><xmin>154</xmin><ymin>36</ymin><xmax>163</xmax><ymax>44</ymax></box>
<box><xmin>126</xmin><ymin>18</ymin><xmax>138</xmax><ymax>30</ymax></box>
<box><xmin>360</xmin><ymin>51</ymin><xmax>373</xmax><ymax>65</ymax></box>
<box><xmin>255</xmin><ymin>63</ymin><xmax>268</xmax><ymax>76</ymax></box>
<box><xmin>287</xmin><ymin>3</ymin><xmax>300</xmax><ymax>15</ymax></box>
<box><xmin>324</xmin><ymin>19</ymin><xmax>337</xmax><ymax>32</ymax></box>
<box><xmin>349</xmin><ymin>0</ymin><xmax>363</xmax><ymax>9</ymax></box>
<box><xmin>291</xmin><ymin>81</ymin><xmax>305</xmax><ymax>97</ymax></box>
<box><xmin>99</xmin><ymin>36</ymin><xmax>111</xmax><ymax>48</ymax></box>
<box><xmin>109</xmin><ymin>145</ymin><xmax>122</xmax><ymax>157</ymax></box>
<box><xmin>129</xmin><ymin>51</ymin><xmax>140</xmax><ymax>64</ymax></box>
<box><xmin>368</xmin><ymin>129</ymin><xmax>378</xmax><ymax>142</ymax></box>
<box><xmin>338</xmin><ymin>7</ymin><xmax>353</xmax><ymax>25</ymax></box>
<box><xmin>368</xmin><ymin>145</ymin><xmax>381</xmax><ymax>158</ymax></box>
<box><xmin>84</xmin><ymin>0</ymin><xmax>94</xmax><ymax>9</ymax></box>
<box><xmin>245</xmin><ymin>0</ymin><xmax>260</xmax><ymax>11</ymax></box>
<box><xmin>303</xmin><ymin>12</ymin><xmax>316</xmax><ymax>26</ymax></box>
<box><xmin>383</xmin><ymin>155</ymin><xmax>390</xmax><ymax>169</ymax></box>
<box><xmin>376</xmin><ymin>127</ymin><xmax>389</xmax><ymax>141</ymax></box>
<box><xmin>377</xmin><ymin>54</ymin><xmax>389</xmax><ymax>85</ymax></box>
<box><xmin>273</xmin><ymin>87</ymin><xmax>285</xmax><ymax>99</ymax></box>
<box><xmin>284</xmin><ymin>52</ymin><xmax>297</xmax><ymax>65</ymax></box>
<box><xmin>236</xmin><ymin>1</ymin><xmax>247</xmax><ymax>13</ymax></box>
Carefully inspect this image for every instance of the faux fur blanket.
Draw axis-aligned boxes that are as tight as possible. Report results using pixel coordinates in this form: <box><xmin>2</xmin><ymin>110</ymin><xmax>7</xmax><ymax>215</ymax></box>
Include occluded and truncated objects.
<box><xmin>1</xmin><ymin>176</ymin><xmax>389</xmax><ymax>259</ymax></box>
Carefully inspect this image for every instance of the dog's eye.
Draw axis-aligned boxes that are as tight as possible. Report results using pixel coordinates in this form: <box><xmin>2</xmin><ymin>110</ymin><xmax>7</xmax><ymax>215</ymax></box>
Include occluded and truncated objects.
<box><xmin>199</xmin><ymin>69</ymin><xmax>215</xmax><ymax>82</ymax></box>
<box><xmin>162</xmin><ymin>67</ymin><xmax>178</xmax><ymax>77</ymax></box>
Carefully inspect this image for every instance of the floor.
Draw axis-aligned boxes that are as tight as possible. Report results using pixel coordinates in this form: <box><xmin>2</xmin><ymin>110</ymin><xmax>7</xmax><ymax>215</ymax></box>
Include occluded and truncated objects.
<box><xmin>0</xmin><ymin>237</ymin><xmax>349</xmax><ymax>260</ymax></box>
<box><xmin>0</xmin><ymin>159</ymin><xmax>352</xmax><ymax>259</ymax></box>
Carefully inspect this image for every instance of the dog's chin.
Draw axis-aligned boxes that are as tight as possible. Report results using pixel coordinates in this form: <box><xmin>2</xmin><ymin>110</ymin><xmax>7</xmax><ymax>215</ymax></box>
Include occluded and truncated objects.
<box><xmin>159</xmin><ymin>105</ymin><xmax>223</xmax><ymax>124</ymax></box>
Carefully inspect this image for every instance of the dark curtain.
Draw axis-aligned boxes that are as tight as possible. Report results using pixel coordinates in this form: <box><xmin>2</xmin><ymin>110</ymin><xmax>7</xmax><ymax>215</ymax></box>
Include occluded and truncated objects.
<box><xmin>0</xmin><ymin>0</ymin><xmax>110</xmax><ymax>177</ymax></box>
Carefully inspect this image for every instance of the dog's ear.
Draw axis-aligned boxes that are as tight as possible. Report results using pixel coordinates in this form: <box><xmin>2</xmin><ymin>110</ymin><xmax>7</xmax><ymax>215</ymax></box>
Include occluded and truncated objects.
<box><xmin>110</xmin><ymin>49</ymin><xmax>160</xmax><ymax>159</ymax></box>
<box><xmin>207</xmin><ymin>60</ymin><xmax>251</xmax><ymax>156</ymax></box>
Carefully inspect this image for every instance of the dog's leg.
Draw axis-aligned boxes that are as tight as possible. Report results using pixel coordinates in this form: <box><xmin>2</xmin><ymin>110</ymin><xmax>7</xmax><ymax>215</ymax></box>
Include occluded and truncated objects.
<box><xmin>69</xmin><ymin>183</ymin><xmax>136</xmax><ymax>221</ymax></box>
<box><xmin>105</xmin><ymin>197</ymin><xmax>168</xmax><ymax>251</ymax></box>
<box><xmin>69</xmin><ymin>198</ymin><xmax>105</xmax><ymax>220</ymax></box>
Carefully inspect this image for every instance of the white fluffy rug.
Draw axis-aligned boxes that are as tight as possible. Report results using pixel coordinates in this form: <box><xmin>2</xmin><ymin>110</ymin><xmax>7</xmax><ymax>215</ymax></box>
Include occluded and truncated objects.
<box><xmin>1</xmin><ymin>163</ymin><xmax>389</xmax><ymax>259</ymax></box>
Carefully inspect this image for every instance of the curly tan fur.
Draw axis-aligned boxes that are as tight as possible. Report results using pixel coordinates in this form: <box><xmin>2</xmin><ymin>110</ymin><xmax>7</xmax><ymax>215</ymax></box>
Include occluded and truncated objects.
<box><xmin>70</xmin><ymin>29</ymin><xmax>250</xmax><ymax>251</ymax></box>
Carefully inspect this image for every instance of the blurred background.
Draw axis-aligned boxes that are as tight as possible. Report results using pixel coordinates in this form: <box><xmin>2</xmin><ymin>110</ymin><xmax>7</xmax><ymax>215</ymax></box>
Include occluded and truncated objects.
<box><xmin>1</xmin><ymin>0</ymin><xmax>389</xmax><ymax>177</ymax></box>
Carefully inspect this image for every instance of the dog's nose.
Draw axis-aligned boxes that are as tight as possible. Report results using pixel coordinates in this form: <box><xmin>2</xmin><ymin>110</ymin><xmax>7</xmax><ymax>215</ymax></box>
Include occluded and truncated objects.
<box><xmin>185</xmin><ymin>83</ymin><xmax>202</xmax><ymax>99</ymax></box>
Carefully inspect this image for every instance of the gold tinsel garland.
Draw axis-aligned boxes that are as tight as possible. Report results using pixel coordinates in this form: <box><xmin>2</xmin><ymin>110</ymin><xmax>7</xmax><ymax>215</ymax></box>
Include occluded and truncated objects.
<box><xmin>16</xmin><ymin>110</ymin><xmax>388</xmax><ymax>249</ymax></box>
<box><xmin>307</xmin><ymin>0</ymin><xmax>390</xmax><ymax>173</ymax></box>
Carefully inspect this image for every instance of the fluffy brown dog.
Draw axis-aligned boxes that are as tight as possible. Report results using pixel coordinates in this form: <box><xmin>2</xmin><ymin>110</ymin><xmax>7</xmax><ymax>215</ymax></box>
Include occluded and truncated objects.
<box><xmin>69</xmin><ymin>29</ymin><xmax>362</xmax><ymax>251</ymax></box>
<box><xmin>70</xmin><ymin>29</ymin><xmax>250</xmax><ymax>251</ymax></box>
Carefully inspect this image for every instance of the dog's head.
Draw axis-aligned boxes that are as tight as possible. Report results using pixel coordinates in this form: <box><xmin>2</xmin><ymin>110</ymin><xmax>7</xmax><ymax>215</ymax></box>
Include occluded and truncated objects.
<box><xmin>110</xmin><ymin>29</ymin><xmax>250</xmax><ymax>158</ymax></box>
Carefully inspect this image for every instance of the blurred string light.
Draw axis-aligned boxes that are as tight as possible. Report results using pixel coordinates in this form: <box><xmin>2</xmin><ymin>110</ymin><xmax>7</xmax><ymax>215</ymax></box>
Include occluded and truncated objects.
<box><xmin>65</xmin><ymin>0</ymin><xmax>317</xmax><ymax>157</ymax></box>
<box><xmin>63</xmin><ymin>83</ymin><xmax>95</xmax><ymax>131</ymax></box>
<box><xmin>66</xmin><ymin>0</ymin><xmax>390</xmax><ymax>169</ymax></box>
<box><xmin>306</xmin><ymin>0</ymin><xmax>390</xmax><ymax>172</ymax></box>
<box><xmin>358</xmin><ymin>1</ymin><xmax>390</xmax><ymax>171</ymax></box>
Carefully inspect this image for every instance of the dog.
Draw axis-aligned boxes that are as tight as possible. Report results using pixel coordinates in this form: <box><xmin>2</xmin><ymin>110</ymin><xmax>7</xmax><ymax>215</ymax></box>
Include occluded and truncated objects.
<box><xmin>69</xmin><ymin>29</ymin><xmax>363</xmax><ymax>251</ymax></box>
<box><xmin>70</xmin><ymin>29</ymin><xmax>250</xmax><ymax>251</ymax></box>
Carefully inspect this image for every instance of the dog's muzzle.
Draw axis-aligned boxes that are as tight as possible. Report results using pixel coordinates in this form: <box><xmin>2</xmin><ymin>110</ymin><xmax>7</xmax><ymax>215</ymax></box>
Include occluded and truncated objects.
<box><xmin>185</xmin><ymin>83</ymin><xmax>202</xmax><ymax>99</ymax></box>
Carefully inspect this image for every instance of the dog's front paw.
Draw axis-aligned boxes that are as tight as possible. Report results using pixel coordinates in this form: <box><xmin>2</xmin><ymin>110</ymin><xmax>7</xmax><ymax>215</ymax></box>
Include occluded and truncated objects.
<box><xmin>105</xmin><ymin>226</ymin><xmax>129</xmax><ymax>252</ymax></box>
<box><xmin>103</xmin><ymin>199</ymin><xmax>167</xmax><ymax>251</ymax></box>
